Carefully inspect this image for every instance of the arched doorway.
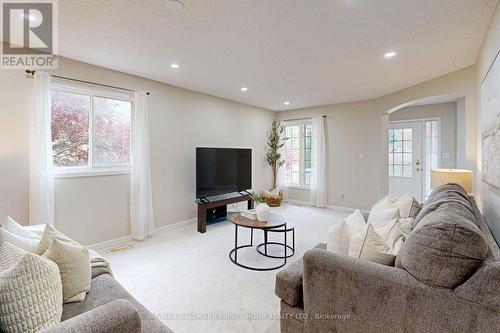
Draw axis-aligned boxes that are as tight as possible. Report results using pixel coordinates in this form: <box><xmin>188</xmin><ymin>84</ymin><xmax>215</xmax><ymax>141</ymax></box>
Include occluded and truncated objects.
<box><xmin>383</xmin><ymin>94</ymin><xmax>466</xmax><ymax>202</ymax></box>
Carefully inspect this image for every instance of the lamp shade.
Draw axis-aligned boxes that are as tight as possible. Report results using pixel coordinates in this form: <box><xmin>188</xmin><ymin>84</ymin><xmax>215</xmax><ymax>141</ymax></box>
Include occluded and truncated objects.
<box><xmin>431</xmin><ymin>169</ymin><xmax>473</xmax><ymax>193</ymax></box>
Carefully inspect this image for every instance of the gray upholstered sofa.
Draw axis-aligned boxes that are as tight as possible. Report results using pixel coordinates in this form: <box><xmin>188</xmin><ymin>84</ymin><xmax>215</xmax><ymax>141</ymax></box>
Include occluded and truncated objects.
<box><xmin>41</xmin><ymin>266</ymin><xmax>173</xmax><ymax>333</ymax></box>
<box><xmin>275</xmin><ymin>184</ymin><xmax>500</xmax><ymax>333</ymax></box>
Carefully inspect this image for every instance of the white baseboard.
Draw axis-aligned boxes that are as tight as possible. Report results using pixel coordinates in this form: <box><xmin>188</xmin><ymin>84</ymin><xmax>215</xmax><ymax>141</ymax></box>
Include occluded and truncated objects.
<box><xmin>154</xmin><ymin>218</ymin><xmax>197</xmax><ymax>235</ymax></box>
<box><xmin>285</xmin><ymin>200</ymin><xmax>369</xmax><ymax>214</ymax></box>
<box><xmin>89</xmin><ymin>235</ymin><xmax>133</xmax><ymax>251</ymax></box>
<box><xmin>89</xmin><ymin>217</ymin><xmax>197</xmax><ymax>251</ymax></box>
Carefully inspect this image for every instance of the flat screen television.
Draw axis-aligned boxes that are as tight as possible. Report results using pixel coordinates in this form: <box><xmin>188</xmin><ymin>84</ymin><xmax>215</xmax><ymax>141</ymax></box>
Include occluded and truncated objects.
<box><xmin>196</xmin><ymin>147</ymin><xmax>252</xmax><ymax>198</ymax></box>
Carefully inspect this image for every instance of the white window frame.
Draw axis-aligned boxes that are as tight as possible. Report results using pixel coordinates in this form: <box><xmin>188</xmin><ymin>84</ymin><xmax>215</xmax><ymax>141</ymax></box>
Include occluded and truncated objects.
<box><xmin>284</xmin><ymin>120</ymin><xmax>312</xmax><ymax>189</ymax></box>
<box><xmin>51</xmin><ymin>79</ymin><xmax>134</xmax><ymax>178</ymax></box>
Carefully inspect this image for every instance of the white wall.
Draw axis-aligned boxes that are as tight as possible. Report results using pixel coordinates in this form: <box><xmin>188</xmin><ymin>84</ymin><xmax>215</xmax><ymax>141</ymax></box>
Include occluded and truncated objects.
<box><xmin>0</xmin><ymin>56</ymin><xmax>274</xmax><ymax>245</ymax></box>
<box><xmin>389</xmin><ymin>102</ymin><xmax>457</xmax><ymax>169</ymax></box>
<box><xmin>476</xmin><ymin>2</ymin><xmax>500</xmax><ymax>244</ymax></box>
<box><xmin>278</xmin><ymin>100</ymin><xmax>382</xmax><ymax>210</ymax></box>
<box><xmin>278</xmin><ymin>66</ymin><xmax>476</xmax><ymax>210</ymax></box>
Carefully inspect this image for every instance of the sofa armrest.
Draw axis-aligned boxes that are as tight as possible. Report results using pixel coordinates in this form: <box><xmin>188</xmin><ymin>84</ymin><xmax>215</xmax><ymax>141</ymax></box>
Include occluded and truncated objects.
<box><xmin>275</xmin><ymin>243</ymin><xmax>327</xmax><ymax>307</ymax></box>
<box><xmin>40</xmin><ymin>299</ymin><xmax>141</xmax><ymax>333</ymax></box>
<box><xmin>275</xmin><ymin>257</ymin><xmax>304</xmax><ymax>307</ymax></box>
<box><xmin>302</xmin><ymin>249</ymin><xmax>499</xmax><ymax>333</ymax></box>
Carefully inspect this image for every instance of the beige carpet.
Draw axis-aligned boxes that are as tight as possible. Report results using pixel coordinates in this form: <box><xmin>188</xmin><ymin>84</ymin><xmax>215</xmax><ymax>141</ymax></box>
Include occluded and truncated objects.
<box><xmin>100</xmin><ymin>204</ymin><xmax>349</xmax><ymax>333</ymax></box>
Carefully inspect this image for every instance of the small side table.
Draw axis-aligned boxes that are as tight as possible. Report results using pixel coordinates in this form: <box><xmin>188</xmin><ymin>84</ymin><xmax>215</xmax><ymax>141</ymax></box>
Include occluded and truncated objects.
<box><xmin>228</xmin><ymin>213</ymin><xmax>294</xmax><ymax>271</ymax></box>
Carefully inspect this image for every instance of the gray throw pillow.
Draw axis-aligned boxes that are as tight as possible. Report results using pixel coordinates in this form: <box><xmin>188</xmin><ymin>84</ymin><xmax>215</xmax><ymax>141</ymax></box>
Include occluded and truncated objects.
<box><xmin>397</xmin><ymin>210</ymin><xmax>488</xmax><ymax>288</ymax></box>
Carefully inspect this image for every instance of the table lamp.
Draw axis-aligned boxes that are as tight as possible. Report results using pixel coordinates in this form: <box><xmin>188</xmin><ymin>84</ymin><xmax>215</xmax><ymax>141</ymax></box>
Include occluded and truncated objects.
<box><xmin>431</xmin><ymin>169</ymin><xmax>473</xmax><ymax>193</ymax></box>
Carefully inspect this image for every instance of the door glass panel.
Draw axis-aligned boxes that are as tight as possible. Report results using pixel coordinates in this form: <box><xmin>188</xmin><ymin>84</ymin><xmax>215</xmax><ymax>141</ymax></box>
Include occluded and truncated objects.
<box><xmin>424</xmin><ymin>120</ymin><xmax>439</xmax><ymax>199</ymax></box>
<box><xmin>388</xmin><ymin>127</ymin><xmax>412</xmax><ymax>178</ymax></box>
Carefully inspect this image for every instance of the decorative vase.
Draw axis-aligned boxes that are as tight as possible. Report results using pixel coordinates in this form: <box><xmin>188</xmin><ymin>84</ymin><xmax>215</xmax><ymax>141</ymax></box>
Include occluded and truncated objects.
<box><xmin>256</xmin><ymin>203</ymin><xmax>271</xmax><ymax>222</ymax></box>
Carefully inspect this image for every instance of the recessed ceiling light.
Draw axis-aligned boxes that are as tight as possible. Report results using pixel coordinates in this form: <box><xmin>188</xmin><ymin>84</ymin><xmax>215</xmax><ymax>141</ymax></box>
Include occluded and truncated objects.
<box><xmin>284</xmin><ymin>101</ymin><xmax>290</xmax><ymax>105</ymax></box>
<box><xmin>166</xmin><ymin>0</ymin><xmax>184</xmax><ymax>11</ymax></box>
<box><xmin>170</xmin><ymin>63</ymin><xmax>179</xmax><ymax>69</ymax></box>
<box><xmin>241</xmin><ymin>87</ymin><xmax>248</xmax><ymax>92</ymax></box>
<box><xmin>384</xmin><ymin>51</ymin><xmax>397</xmax><ymax>58</ymax></box>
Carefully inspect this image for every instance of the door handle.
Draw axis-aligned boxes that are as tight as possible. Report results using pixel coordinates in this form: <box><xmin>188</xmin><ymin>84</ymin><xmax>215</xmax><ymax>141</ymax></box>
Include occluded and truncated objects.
<box><xmin>416</xmin><ymin>159</ymin><xmax>420</xmax><ymax>172</ymax></box>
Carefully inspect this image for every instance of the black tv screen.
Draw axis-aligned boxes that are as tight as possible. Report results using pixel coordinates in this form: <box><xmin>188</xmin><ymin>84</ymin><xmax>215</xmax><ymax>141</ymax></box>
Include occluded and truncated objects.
<box><xmin>196</xmin><ymin>148</ymin><xmax>252</xmax><ymax>198</ymax></box>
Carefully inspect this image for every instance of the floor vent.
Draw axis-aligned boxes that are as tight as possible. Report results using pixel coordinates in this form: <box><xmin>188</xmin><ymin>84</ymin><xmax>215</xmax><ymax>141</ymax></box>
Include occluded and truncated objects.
<box><xmin>105</xmin><ymin>244</ymin><xmax>133</xmax><ymax>253</ymax></box>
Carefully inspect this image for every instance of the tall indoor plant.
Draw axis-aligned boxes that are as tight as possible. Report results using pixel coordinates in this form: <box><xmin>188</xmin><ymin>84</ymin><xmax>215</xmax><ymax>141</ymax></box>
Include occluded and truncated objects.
<box><xmin>266</xmin><ymin>119</ymin><xmax>286</xmax><ymax>190</ymax></box>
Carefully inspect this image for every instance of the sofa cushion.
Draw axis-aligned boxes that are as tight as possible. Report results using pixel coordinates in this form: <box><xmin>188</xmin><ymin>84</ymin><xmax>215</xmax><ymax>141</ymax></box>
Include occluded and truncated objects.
<box><xmin>413</xmin><ymin>184</ymin><xmax>474</xmax><ymax>227</ymax></box>
<box><xmin>455</xmin><ymin>261</ymin><xmax>500</xmax><ymax>312</ymax></box>
<box><xmin>397</xmin><ymin>207</ymin><xmax>488</xmax><ymax>288</ymax></box>
<box><xmin>275</xmin><ymin>243</ymin><xmax>326</xmax><ymax>307</ymax></box>
<box><xmin>62</xmin><ymin>274</ymin><xmax>172</xmax><ymax>333</ymax></box>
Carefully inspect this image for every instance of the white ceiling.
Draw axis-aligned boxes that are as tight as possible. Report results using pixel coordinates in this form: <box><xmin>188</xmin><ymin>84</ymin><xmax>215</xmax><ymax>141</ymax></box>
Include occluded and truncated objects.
<box><xmin>56</xmin><ymin>0</ymin><xmax>497</xmax><ymax>111</ymax></box>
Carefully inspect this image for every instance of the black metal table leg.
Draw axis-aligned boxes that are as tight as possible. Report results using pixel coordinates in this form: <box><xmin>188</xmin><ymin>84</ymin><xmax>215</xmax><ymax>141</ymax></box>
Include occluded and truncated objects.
<box><xmin>234</xmin><ymin>224</ymin><xmax>238</xmax><ymax>262</ymax></box>
<box><xmin>264</xmin><ymin>230</ymin><xmax>268</xmax><ymax>255</ymax></box>
<box><xmin>256</xmin><ymin>225</ymin><xmax>295</xmax><ymax>259</ymax></box>
<box><xmin>284</xmin><ymin>225</ymin><xmax>287</xmax><ymax>264</ymax></box>
<box><xmin>229</xmin><ymin>225</ymin><xmax>287</xmax><ymax>271</ymax></box>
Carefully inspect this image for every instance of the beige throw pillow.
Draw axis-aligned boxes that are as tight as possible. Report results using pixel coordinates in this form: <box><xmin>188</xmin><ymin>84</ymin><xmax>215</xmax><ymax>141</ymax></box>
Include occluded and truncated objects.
<box><xmin>43</xmin><ymin>240</ymin><xmax>91</xmax><ymax>303</ymax></box>
<box><xmin>327</xmin><ymin>209</ymin><xmax>366</xmax><ymax>254</ymax></box>
<box><xmin>348</xmin><ymin>224</ymin><xmax>396</xmax><ymax>266</ymax></box>
<box><xmin>37</xmin><ymin>224</ymin><xmax>79</xmax><ymax>255</ymax></box>
<box><xmin>0</xmin><ymin>242</ymin><xmax>62</xmax><ymax>333</ymax></box>
<box><xmin>392</xmin><ymin>193</ymin><xmax>422</xmax><ymax>219</ymax></box>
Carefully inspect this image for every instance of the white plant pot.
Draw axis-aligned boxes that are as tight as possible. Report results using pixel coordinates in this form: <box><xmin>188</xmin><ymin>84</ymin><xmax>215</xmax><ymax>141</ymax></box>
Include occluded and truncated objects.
<box><xmin>256</xmin><ymin>203</ymin><xmax>271</xmax><ymax>222</ymax></box>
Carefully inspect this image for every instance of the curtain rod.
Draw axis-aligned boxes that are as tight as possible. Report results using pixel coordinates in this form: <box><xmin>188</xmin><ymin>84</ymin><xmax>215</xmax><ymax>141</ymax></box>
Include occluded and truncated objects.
<box><xmin>282</xmin><ymin>114</ymin><xmax>327</xmax><ymax>122</ymax></box>
<box><xmin>25</xmin><ymin>70</ymin><xmax>150</xmax><ymax>95</ymax></box>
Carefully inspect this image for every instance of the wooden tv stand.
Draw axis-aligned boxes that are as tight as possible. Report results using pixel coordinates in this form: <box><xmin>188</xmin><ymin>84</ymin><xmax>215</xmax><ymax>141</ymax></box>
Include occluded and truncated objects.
<box><xmin>196</xmin><ymin>193</ymin><xmax>253</xmax><ymax>233</ymax></box>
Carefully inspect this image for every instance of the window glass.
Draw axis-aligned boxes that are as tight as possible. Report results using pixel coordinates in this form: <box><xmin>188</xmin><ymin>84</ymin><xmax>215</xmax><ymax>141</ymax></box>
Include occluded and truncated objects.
<box><xmin>389</xmin><ymin>127</ymin><xmax>412</xmax><ymax>178</ymax></box>
<box><xmin>93</xmin><ymin>97</ymin><xmax>132</xmax><ymax>166</ymax></box>
<box><xmin>51</xmin><ymin>84</ymin><xmax>133</xmax><ymax>172</ymax></box>
<box><xmin>51</xmin><ymin>91</ymin><xmax>90</xmax><ymax>167</ymax></box>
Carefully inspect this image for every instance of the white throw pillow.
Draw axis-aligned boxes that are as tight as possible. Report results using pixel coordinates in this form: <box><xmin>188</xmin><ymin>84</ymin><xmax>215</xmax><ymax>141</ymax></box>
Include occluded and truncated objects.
<box><xmin>392</xmin><ymin>193</ymin><xmax>422</xmax><ymax>219</ymax></box>
<box><xmin>37</xmin><ymin>224</ymin><xmax>79</xmax><ymax>255</ymax></box>
<box><xmin>372</xmin><ymin>195</ymin><xmax>398</xmax><ymax>210</ymax></box>
<box><xmin>25</xmin><ymin>224</ymin><xmax>45</xmax><ymax>238</ymax></box>
<box><xmin>0</xmin><ymin>242</ymin><xmax>62</xmax><ymax>333</ymax></box>
<box><xmin>43</xmin><ymin>240</ymin><xmax>91</xmax><ymax>303</ymax></box>
<box><xmin>367</xmin><ymin>208</ymin><xmax>400</xmax><ymax>227</ymax></box>
<box><xmin>348</xmin><ymin>224</ymin><xmax>396</xmax><ymax>266</ymax></box>
<box><xmin>3</xmin><ymin>217</ymin><xmax>39</xmax><ymax>239</ymax></box>
<box><xmin>344</xmin><ymin>209</ymin><xmax>367</xmax><ymax>228</ymax></box>
<box><xmin>0</xmin><ymin>228</ymin><xmax>39</xmax><ymax>253</ymax></box>
<box><xmin>373</xmin><ymin>218</ymin><xmax>402</xmax><ymax>252</ymax></box>
<box><xmin>327</xmin><ymin>209</ymin><xmax>366</xmax><ymax>254</ymax></box>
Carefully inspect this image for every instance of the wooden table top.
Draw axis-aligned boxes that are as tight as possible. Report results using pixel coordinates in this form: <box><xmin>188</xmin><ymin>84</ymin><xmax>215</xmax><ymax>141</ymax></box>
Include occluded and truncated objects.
<box><xmin>229</xmin><ymin>212</ymin><xmax>286</xmax><ymax>229</ymax></box>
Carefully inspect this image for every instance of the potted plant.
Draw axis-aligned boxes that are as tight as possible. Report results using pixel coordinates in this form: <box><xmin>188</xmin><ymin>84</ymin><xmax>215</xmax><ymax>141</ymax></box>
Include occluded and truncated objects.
<box><xmin>265</xmin><ymin>119</ymin><xmax>286</xmax><ymax>206</ymax></box>
<box><xmin>250</xmin><ymin>192</ymin><xmax>271</xmax><ymax>222</ymax></box>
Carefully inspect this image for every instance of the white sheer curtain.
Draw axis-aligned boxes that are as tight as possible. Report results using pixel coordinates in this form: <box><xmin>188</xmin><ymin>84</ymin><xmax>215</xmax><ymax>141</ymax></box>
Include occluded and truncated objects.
<box><xmin>277</xmin><ymin>143</ymin><xmax>288</xmax><ymax>201</ymax></box>
<box><xmin>30</xmin><ymin>71</ymin><xmax>54</xmax><ymax>225</ymax></box>
<box><xmin>309</xmin><ymin>116</ymin><xmax>328</xmax><ymax>207</ymax></box>
<box><xmin>130</xmin><ymin>92</ymin><xmax>155</xmax><ymax>240</ymax></box>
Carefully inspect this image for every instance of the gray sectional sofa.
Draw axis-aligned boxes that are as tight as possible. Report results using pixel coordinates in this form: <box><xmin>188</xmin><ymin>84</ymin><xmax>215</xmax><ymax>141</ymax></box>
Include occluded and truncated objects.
<box><xmin>275</xmin><ymin>184</ymin><xmax>500</xmax><ymax>333</ymax></box>
<box><xmin>41</xmin><ymin>266</ymin><xmax>173</xmax><ymax>333</ymax></box>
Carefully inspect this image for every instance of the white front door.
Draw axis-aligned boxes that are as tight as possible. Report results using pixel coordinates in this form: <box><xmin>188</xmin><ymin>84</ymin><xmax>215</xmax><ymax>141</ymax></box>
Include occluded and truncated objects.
<box><xmin>388</xmin><ymin>121</ymin><xmax>423</xmax><ymax>201</ymax></box>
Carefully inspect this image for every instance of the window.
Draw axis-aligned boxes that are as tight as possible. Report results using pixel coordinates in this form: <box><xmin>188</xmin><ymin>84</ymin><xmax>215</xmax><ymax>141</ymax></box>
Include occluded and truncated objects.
<box><xmin>51</xmin><ymin>80</ymin><xmax>133</xmax><ymax>176</ymax></box>
<box><xmin>388</xmin><ymin>128</ymin><xmax>412</xmax><ymax>177</ymax></box>
<box><xmin>284</xmin><ymin>121</ymin><xmax>312</xmax><ymax>187</ymax></box>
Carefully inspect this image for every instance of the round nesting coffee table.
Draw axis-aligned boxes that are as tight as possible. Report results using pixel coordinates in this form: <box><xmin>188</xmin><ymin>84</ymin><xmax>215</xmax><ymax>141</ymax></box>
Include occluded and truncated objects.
<box><xmin>229</xmin><ymin>213</ymin><xmax>295</xmax><ymax>271</ymax></box>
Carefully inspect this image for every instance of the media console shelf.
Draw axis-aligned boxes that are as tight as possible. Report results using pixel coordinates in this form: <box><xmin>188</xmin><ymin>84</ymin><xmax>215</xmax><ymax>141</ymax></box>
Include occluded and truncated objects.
<box><xmin>196</xmin><ymin>192</ymin><xmax>253</xmax><ymax>233</ymax></box>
